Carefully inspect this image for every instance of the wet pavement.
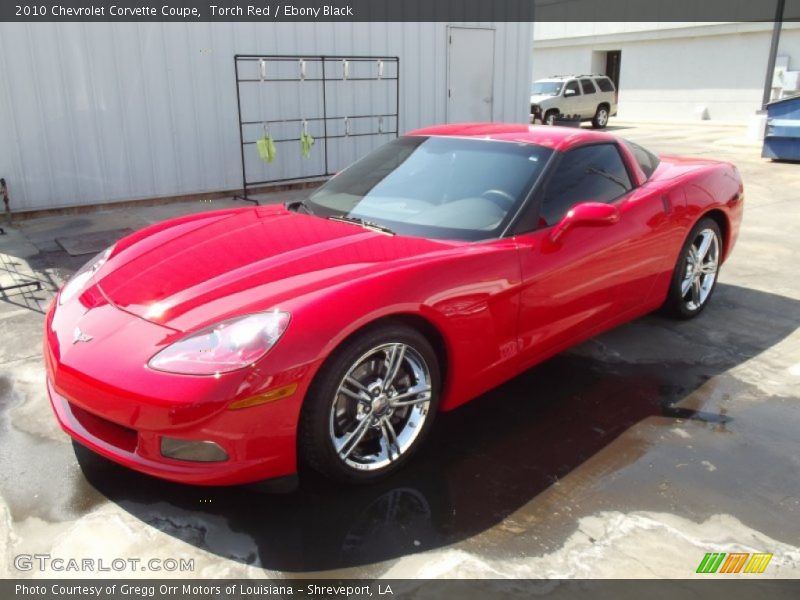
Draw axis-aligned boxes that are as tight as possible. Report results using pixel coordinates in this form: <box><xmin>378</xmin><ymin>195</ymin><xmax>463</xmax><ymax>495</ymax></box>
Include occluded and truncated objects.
<box><xmin>0</xmin><ymin>121</ymin><xmax>799</xmax><ymax>578</ymax></box>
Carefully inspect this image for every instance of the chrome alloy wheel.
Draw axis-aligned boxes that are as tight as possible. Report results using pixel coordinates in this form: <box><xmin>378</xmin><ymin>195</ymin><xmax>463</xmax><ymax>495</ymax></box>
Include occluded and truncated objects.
<box><xmin>329</xmin><ymin>343</ymin><xmax>432</xmax><ymax>471</ymax></box>
<box><xmin>596</xmin><ymin>107</ymin><xmax>609</xmax><ymax>127</ymax></box>
<box><xmin>681</xmin><ymin>228</ymin><xmax>720</xmax><ymax>311</ymax></box>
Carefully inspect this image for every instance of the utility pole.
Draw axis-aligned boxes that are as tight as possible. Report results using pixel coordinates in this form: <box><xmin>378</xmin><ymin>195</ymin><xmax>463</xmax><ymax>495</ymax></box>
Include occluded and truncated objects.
<box><xmin>762</xmin><ymin>0</ymin><xmax>787</xmax><ymax>109</ymax></box>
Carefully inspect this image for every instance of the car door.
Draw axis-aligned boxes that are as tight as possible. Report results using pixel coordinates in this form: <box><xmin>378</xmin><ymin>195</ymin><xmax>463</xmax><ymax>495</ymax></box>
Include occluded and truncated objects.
<box><xmin>578</xmin><ymin>78</ymin><xmax>598</xmax><ymax>118</ymax></box>
<box><xmin>561</xmin><ymin>79</ymin><xmax>581</xmax><ymax>115</ymax></box>
<box><xmin>513</xmin><ymin>142</ymin><xmax>643</xmax><ymax>369</ymax></box>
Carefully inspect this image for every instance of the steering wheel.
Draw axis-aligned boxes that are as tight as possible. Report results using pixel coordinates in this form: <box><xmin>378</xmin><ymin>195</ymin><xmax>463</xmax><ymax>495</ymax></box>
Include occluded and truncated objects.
<box><xmin>481</xmin><ymin>189</ymin><xmax>515</xmax><ymax>210</ymax></box>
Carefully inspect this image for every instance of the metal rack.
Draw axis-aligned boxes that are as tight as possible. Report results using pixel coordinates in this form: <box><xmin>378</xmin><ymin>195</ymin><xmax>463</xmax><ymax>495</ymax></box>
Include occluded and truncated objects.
<box><xmin>0</xmin><ymin>177</ymin><xmax>42</xmax><ymax>295</ymax></box>
<box><xmin>233</xmin><ymin>54</ymin><xmax>400</xmax><ymax>204</ymax></box>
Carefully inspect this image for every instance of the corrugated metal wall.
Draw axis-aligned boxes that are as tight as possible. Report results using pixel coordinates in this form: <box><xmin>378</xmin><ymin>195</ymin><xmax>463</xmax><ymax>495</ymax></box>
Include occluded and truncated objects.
<box><xmin>0</xmin><ymin>22</ymin><xmax>532</xmax><ymax>212</ymax></box>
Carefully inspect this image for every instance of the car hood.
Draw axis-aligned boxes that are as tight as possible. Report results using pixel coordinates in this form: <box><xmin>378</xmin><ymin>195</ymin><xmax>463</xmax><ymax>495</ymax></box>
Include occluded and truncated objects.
<box><xmin>94</xmin><ymin>205</ymin><xmax>452</xmax><ymax>332</ymax></box>
<box><xmin>530</xmin><ymin>94</ymin><xmax>556</xmax><ymax>105</ymax></box>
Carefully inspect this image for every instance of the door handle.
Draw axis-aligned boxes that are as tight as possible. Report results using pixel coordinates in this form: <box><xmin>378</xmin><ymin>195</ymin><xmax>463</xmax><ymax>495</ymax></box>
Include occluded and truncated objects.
<box><xmin>482</xmin><ymin>97</ymin><xmax>493</xmax><ymax>103</ymax></box>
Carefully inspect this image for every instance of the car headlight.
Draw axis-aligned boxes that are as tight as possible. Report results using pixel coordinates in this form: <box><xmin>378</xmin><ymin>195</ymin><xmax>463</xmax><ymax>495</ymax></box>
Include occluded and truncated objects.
<box><xmin>59</xmin><ymin>246</ymin><xmax>114</xmax><ymax>305</ymax></box>
<box><xmin>148</xmin><ymin>310</ymin><xmax>291</xmax><ymax>376</ymax></box>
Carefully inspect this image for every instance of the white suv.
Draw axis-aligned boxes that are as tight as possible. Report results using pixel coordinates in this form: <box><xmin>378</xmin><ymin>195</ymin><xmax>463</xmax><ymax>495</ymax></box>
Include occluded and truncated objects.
<box><xmin>530</xmin><ymin>75</ymin><xmax>618</xmax><ymax>128</ymax></box>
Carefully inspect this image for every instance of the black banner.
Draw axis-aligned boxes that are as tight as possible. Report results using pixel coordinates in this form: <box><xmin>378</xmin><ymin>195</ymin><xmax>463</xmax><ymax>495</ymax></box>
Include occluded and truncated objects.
<box><xmin>6</xmin><ymin>0</ymin><xmax>531</xmax><ymax>22</ymax></box>
<box><xmin>2</xmin><ymin>0</ymin><xmax>800</xmax><ymax>23</ymax></box>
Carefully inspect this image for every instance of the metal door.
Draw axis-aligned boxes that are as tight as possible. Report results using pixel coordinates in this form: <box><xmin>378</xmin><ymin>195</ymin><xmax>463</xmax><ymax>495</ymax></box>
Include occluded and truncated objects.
<box><xmin>447</xmin><ymin>27</ymin><xmax>495</xmax><ymax>122</ymax></box>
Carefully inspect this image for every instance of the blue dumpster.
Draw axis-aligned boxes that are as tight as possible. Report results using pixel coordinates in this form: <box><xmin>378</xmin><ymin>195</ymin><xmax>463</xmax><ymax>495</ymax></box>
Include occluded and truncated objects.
<box><xmin>762</xmin><ymin>95</ymin><xmax>800</xmax><ymax>160</ymax></box>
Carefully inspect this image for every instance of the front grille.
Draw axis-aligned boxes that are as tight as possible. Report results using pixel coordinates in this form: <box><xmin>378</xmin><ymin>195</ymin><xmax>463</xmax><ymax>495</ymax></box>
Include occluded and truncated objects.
<box><xmin>69</xmin><ymin>402</ymin><xmax>138</xmax><ymax>453</ymax></box>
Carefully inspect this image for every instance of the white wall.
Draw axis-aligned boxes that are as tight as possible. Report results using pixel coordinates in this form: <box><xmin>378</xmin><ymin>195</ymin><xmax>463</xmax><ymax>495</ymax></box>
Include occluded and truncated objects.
<box><xmin>532</xmin><ymin>22</ymin><xmax>800</xmax><ymax>122</ymax></box>
<box><xmin>534</xmin><ymin>21</ymin><xmax>731</xmax><ymax>41</ymax></box>
<box><xmin>0</xmin><ymin>22</ymin><xmax>532</xmax><ymax>212</ymax></box>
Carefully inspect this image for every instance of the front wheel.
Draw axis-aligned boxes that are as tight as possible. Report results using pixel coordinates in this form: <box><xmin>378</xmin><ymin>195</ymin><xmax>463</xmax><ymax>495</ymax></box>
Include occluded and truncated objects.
<box><xmin>663</xmin><ymin>218</ymin><xmax>722</xmax><ymax>319</ymax></box>
<box><xmin>543</xmin><ymin>109</ymin><xmax>559</xmax><ymax>126</ymax></box>
<box><xmin>299</xmin><ymin>323</ymin><xmax>440</xmax><ymax>483</ymax></box>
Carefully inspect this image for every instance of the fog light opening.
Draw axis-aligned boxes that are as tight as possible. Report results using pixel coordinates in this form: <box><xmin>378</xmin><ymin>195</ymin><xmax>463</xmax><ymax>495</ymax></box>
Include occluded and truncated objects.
<box><xmin>160</xmin><ymin>437</ymin><xmax>228</xmax><ymax>462</ymax></box>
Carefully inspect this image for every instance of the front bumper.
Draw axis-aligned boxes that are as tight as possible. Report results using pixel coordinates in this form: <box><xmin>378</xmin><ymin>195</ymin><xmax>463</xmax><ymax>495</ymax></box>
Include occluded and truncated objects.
<box><xmin>44</xmin><ymin>295</ymin><xmax>312</xmax><ymax>486</ymax></box>
<box><xmin>47</xmin><ymin>380</ymin><xmax>283</xmax><ymax>485</ymax></box>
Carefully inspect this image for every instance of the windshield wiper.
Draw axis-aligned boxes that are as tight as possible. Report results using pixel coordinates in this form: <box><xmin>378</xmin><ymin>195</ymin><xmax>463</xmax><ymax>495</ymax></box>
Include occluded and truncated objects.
<box><xmin>328</xmin><ymin>215</ymin><xmax>396</xmax><ymax>235</ymax></box>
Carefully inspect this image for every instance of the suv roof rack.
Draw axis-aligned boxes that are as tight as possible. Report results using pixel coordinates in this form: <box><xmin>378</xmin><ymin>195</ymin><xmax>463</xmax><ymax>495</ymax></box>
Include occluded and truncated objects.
<box><xmin>547</xmin><ymin>74</ymin><xmax>609</xmax><ymax>79</ymax></box>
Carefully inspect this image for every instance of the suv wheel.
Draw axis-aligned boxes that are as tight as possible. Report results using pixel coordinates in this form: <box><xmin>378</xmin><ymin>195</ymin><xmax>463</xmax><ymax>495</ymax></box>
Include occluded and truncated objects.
<box><xmin>543</xmin><ymin>110</ymin><xmax>559</xmax><ymax>126</ymax></box>
<box><xmin>592</xmin><ymin>105</ymin><xmax>610</xmax><ymax>129</ymax></box>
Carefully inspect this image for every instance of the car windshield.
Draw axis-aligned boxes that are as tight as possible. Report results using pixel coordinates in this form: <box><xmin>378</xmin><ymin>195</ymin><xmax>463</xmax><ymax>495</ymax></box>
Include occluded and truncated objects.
<box><xmin>532</xmin><ymin>81</ymin><xmax>563</xmax><ymax>96</ymax></box>
<box><xmin>305</xmin><ymin>136</ymin><xmax>552</xmax><ymax>241</ymax></box>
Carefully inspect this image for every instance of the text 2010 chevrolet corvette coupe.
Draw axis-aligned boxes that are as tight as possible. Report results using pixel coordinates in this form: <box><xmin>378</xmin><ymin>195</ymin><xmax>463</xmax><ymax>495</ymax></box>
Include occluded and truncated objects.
<box><xmin>45</xmin><ymin>123</ymin><xmax>743</xmax><ymax>486</ymax></box>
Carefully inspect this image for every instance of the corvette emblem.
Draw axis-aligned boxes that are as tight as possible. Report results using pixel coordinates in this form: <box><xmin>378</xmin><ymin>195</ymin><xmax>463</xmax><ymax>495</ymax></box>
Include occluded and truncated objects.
<box><xmin>72</xmin><ymin>327</ymin><xmax>93</xmax><ymax>344</ymax></box>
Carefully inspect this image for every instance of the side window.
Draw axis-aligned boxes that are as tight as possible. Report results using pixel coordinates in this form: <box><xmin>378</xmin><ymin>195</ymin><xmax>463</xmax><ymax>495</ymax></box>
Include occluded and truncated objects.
<box><xmin>622</xmin><ymin>139</ymin><xmax>660</xmax><ymax>179</ymax></box>
<box><xmin>594</xmin><ymin>77</ymin><xmax>615</xmax><ymax>92</ymax></box>
<box><xmin>580</xmin><ymin>78</ymin><xmax>596</xmax><ymax>94</ymax></box>
<box><xmin>539</xmin><ymin>144</ymin><xmax>632</xmax><ymax>227</ymax></box>
<box><xmin>564</xmin><ymin>80</ymin><xmax>581</xmax><ymax>96</ymax></box>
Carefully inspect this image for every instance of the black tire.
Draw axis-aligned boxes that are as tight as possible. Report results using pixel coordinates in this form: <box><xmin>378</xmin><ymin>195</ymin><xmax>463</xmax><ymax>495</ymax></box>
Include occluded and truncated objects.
<box><xmin>662</xmin><ymin>217</ymin><xmax>723</xmax><ymax>320</ymax></box>
<box><xmin>592</xmin><ymin>105</ymin><xmax>610</xmax><ymax>129</ymax></box>
<box><xmin>543</xmin><ymin>109</ymin><xmax>559</xmax><ymax>126</ymax></box>
<box><xmin>299</xmin><ymin>322</ymin><xmax>441</xmax><ymax>484</ymax></box>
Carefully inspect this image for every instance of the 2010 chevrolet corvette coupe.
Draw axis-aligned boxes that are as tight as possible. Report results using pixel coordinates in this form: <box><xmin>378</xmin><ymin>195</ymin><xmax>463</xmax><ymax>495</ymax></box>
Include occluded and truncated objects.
<box><xmin>45</xmin><ymin>123</ymin><xmax>743</xmax><ymax>486</ymax></box>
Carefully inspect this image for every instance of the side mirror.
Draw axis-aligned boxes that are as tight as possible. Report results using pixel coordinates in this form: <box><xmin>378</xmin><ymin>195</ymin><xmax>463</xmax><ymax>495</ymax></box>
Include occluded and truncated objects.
<box><xmin>564</xmin><ymin>88</ymin><xmax>577</xmax><ymax>97</ymax></box>
<box><xmin>550</xmin><ymin>202</ymin><xmax>620</xmax><ymax>243</ymax></box>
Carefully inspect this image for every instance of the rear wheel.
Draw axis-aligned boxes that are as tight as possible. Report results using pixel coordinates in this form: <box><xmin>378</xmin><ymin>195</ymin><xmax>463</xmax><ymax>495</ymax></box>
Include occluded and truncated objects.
<box><xmin>299</xmin><ymin>323</ymin><xmax>440</xmax><ymax>483</ymax></box>
<box><xmin>663</xmin><ymin>218</ymin><xmax>722</xmax><ymax>319</ymax></box>
<box><xmin>592</xmin><ymin>105</ymin><xmax>610</xmax><ymax>128</ymax></box>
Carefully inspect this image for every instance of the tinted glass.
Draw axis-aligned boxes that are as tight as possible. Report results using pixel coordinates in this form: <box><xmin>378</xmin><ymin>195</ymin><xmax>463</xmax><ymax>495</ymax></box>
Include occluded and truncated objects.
<box><xmin>532</xmin><ymin>81</ymin><xmax>563</xmax><ymax>96</ymax></box>
<box><xmin>580</xmin><ymin>78</ymin><xmax>596</xmax><ymax>94</ymax></box>
<box><xmin>307</xmin><ymin>136</ymin><xmax>553</xmax><ymax>241</ymax></box>
<box><xmin>564</xmin><ymin>80</ymin><xmax>581</xmax><ymax>95</ymax></box>
<box><xmin>539</xmin><ymin>144</ymin><xmax>632</xmax><ymax>227</ymax></box>
<box><xmin>594</xmin><ymin>77</ymin><xmax>615</xmax><ymax>92</ymax></box>
<box><xmin>622</xmin><ymin>139</ymin><xmax>660</xmax><ymax>179</ymax></box>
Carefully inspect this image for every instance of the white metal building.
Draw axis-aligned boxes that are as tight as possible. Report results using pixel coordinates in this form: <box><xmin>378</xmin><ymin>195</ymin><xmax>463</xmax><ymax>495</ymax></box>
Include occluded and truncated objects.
<box><xmin>0</xmin><ymin>22</ymin><xmax>533</xmax><ymax>212</ymax></box>
<box><xmin>533</xmin><ymin>22</ymin><xmax>800</xmax><ymax>122</ymax></box>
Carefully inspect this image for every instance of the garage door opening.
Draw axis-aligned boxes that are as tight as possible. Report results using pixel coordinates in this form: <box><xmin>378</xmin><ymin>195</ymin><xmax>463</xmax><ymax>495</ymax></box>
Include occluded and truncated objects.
<box><xmin>592</xmin><ymin>50</ymin><xmax>622</xmax><ymax>90</ymax></box>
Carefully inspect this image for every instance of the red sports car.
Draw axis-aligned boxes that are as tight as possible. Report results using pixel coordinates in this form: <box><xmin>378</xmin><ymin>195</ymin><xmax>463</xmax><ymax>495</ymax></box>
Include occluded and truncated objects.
<box><xmin>44</xmin><ymin>123</ymin><xmax>743</xmax><ymax>487</ymax></box>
